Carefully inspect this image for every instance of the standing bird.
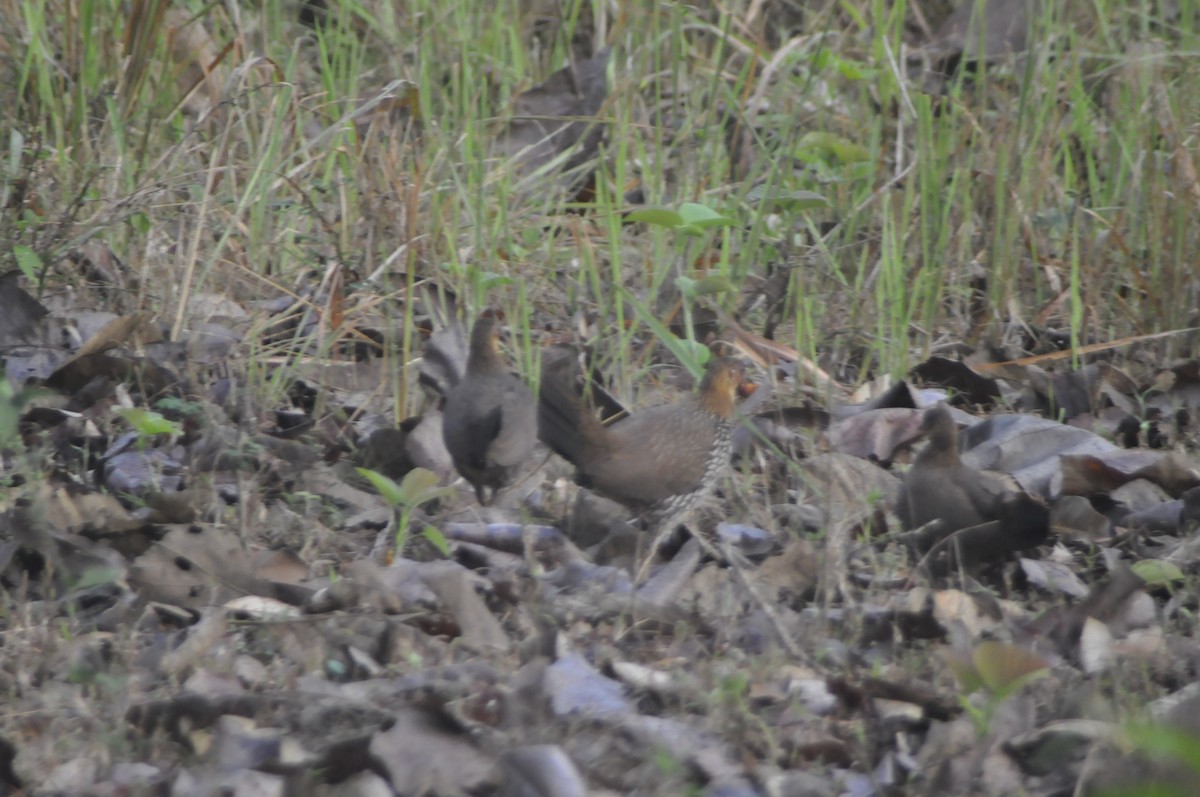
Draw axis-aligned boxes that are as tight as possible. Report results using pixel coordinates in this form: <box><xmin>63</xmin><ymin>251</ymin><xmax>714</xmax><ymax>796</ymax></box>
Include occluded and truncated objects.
<box><xmin>895</xmin><ymin>403</ymin><xmax>1006</xmax><ymax>533</ymax></box>
<box><xmin>895</xmin><ymin>403</ymin><xmax>1050</xmax><ymax>572</ymax></box>
<box><xmin>538</xmin><ymin>353</ymin><xmax>746</xmax><ymax>537</ymax></box>
<box><xmin>441</xmin><ymin>314</ymin><xmax>537</xmax><ymax>505</ymax></box>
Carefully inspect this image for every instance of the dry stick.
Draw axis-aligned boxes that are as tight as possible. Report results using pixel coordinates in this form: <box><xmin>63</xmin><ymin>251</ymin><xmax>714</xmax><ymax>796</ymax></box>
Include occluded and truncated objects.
<box><xmin>715</xmin><ymin>307</ymin><xmax>847</xmax><ymax>398</ymax></box>
<box><xmin>824</xmin><ymin>517</ymin><xmax>859</xmax><ymax>611</ymax></box>
<box><xmin>972</xmin><ymin>326</ymin><xmax>1200</xmax><ymax>370</ymax></box>
<box><xmin>631</xmin><ymin>506</ymin><xmax>804</xmax><ymax>660</ymax></box>
<box><xmin>719</xmin><ymin>537</ymin><xmax>805</xmax><ymax>659</ymax></box>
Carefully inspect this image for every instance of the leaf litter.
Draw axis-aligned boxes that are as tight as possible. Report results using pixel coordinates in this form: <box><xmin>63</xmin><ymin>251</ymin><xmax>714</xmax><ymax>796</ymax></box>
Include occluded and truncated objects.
<box><xmin>3</xmin><ymin>2</ymin><xmax>1200</xmax><ymax>796</ymax></box>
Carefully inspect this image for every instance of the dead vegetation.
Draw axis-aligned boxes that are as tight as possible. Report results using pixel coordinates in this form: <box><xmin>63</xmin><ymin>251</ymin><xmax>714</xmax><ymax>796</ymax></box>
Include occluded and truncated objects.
<box><xmin>3</xmin><ymin>0</ymin><xmax>1200</xmax><ymax>795</ymax></box>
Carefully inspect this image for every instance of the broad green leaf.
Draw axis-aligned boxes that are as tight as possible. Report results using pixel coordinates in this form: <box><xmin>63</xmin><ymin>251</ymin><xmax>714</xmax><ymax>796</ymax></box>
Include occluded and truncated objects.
<box><xmin>398</xmin><ymin>466</ymin><xmax>441</xmax><ymax>506</ymax></box>
<box><xmin>116</xmin><ymin>407</ymin><xmax>181</xmax><ymax>437</ymax></box>
<box><xmin>7</xmin><ymin>128</ymin><xmax>22</xmax><ymax>171</ymax></box>
<box><xmin>129</xmin><ymin>211</ymin><xmax>150</xmax><ymax>235</ymax></box>
<box><xmin>836</xmin><ymin>58</ymin><xmax>869</xmax><ymax>80</ymax></box>
<box><xmin>0</xmin><ymin>382</ymin><xmax>44</xmax><ymax>445</ymax></box>
<box><xmin>626</xmin><ymin>207</ymin><xmax>684</xmax><ymax>228</ymax></box>
<box><xmin>356</xmin><ymin>467</ymin><xmax>404</xmax><ymax>507</ymax></box>
<box><xmin>690</xmin><ymin>275</ymin><xmax>733</xmax><ymax>296</ymax></box>
<box><xmin>421</xmin><ymin>525</ymin><xmax>451</xmax><ymax>557</ymax></box>
<box><xmin>620</xmin><ymin>289</ymin><xmax>708</xmax><ymax>378</ymax></box>
<box><xmin>12</xmin><ymin>244</ymin><xmax>42</xmax><ymax>282</ymax></box>
<box><xmin>795</xmin><ymin>131</ymin><xmax>870</xmax><ymax>164</ymax></box>
<box><xmin>74</xmin><ymin>567</ymin><xmax>124</xmax><ymax>590</ymax></box>
<box><xmin>1124</xmin><ymin>723</ymin><xmax>1200</xmax><ymax>775</ymax></box>
<box><xmin>676</xmin><ymin>275</ymin><xmax>696</xmax><ymax>299</ymax></box>
<box><xmin>941</xmin><ymin>647</ymin><xmax>985</xmax><ymax>694</ymax></box>
<box><xmin>677</xmin><ymin>202</ymin><xmax>735</xmax><ymax>229</ymax></box>
<box><xmin>1132</xmin><ymin>559</ymin><xmax>1184</xmax><ymax>587</ymax></box>
<box><xmin>676</xmin><ymin>337</ymin><xmax>711</xmax><ymax>366</ymax></box>
<box><xmin>972</xmin><ymin>641</ymin><xmax>1049</xmax><ymax>694</ymax></box>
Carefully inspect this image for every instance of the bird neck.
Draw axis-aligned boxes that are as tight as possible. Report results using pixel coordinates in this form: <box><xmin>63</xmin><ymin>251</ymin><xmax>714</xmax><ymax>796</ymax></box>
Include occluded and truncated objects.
<box><xmin>697</xmin><ymin>372</ymin><xmax>736</xmax><ymax>418</ymax></box>
<box><xmin>467</xmin><ymin>347</ymin><xmax>506</xmax><ymax>375</ymax></box>
<box><xmin>921</xmin><ymin>426</ymin><xmax>961</xmax><ymax>465</ymax></box>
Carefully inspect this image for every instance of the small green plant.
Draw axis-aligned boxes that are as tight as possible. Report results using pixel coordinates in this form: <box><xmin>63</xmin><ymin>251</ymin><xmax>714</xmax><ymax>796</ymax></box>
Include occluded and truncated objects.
<box><xmin>356</xmin><ymin>466</ymin><xmax>454</xmax><ymax>558</ymax></box>
<box><xmin>943</xmin><ymin>640</ymin><xmax>1050</xmax><ymax>737</ymax></box>
<box><xmin>115</xmin><ymin>407</ymin><xmax>183</xmax><ymax>449</ymax></box>
<box><xmin>0</xmin><ymin>380</ymin><xmax>50</xmax><ymax>450</ymax></box>
<box><xmin>1091</xmin><ymin>723</ymin><xmax>1200</xmax><ymax>797</ymax></box>
<box><xmin>1130</xmin><ymin>559</ymin><xmax>1185</xmax><ymax>589</ymax></box>
<box><xmin>620</xmin><ymin>200</ymin><xmax>742</xmax><ymax>375</ymax></box>
<box><xmin>625</xmin><ymin>201</ymin><xmax>737</xmax><ymax>238</ymax></box>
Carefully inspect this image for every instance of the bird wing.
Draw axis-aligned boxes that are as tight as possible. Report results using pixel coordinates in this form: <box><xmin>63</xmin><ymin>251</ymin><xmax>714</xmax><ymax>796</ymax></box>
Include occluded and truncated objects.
<box><xmin>953</xmin><ymin>465</ymin><xmax>1008</xmax><ymax>518</ymax></box>
<box><xmin>581</xmin><ymin>403</ymin><xmax>712</xmax><ymax>504</ymax></box>
<box><xmin>897</xmin><ymin>466</ymin><xmax>993</xmax><ymax>532</ymax></box>
<box><xmin>443</xmin><ymin>399</ymin><xmax>502</xmax><ymax>473</ymax></box>
<box><xmin>488</xmin><ymin>379</ymin><xmax>537</xmax><ymax>467</ymax></box>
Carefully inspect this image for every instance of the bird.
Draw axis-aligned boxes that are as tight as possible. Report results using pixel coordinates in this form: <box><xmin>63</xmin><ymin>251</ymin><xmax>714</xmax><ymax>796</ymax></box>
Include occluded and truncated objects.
<box><xmin>538</xmin><ymin>352</ymin><xmax>746</xmax><ymax>538</ymax></box>
<box><xmin>440</xmin><ymin>313</ymin><xmax>537</xmax><ymax>505</ymax></box>
<box><xmin>895</xmin><ymin>404</ymin><xmax>1050</xmax><ymax>573</ymax></box>
<box><xmin>895</xmin><ymin>403</ymin><xmax>1006</xmax><ymax>533</ymax></box>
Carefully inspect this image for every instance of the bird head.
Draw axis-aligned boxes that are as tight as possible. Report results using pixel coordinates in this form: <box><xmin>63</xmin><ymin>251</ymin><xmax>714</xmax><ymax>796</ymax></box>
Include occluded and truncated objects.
<box><xmin>467</xmin><ymin>312</ymin><xmax>507</xmax><ymax>371</ymax></box>
<box><xmin>920</xmin><ymin>403</ymin><xmax>959</xmax><ymax>454</ymax></box>
<box><xmin>698</xmin><ymin>356</ymin><xmax>747</xmax><ymax>418</ymax></box>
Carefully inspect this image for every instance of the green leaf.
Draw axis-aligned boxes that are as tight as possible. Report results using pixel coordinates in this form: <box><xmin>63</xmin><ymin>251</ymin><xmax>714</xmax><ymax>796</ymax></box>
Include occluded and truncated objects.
<box><xmin>620</xmin><ymin>288</ymin><xmax>708</xmax><ymax>379</ymax></box>
<box><xmin>626</xmin><ymin>207</ymin><xmax>685</xmax><ymax>228</ymax></box>
<box><xmin>677</xmin><ymin>202</ymin><xmax>735</xmax><ymax>229</ymax></box>
<box><xmin>477</xmin><ymin>272</ymin><xmax>515</xmax><ymax>291</ymax></box>
<box><xmin>745</xmin><ymin>185</ymin><xmax>830</xmax><ymax>212</ymax></box>
<box><xmin>835</xmin><ymin>58</ymin><xmax>868</xmax><ymax>80</ymax></box>
<box><xmin>421</xmin><ymin>525</ymin><xmax>451</xmax><ymax>557</ymax></box>
<box><xmin>0</xmin><ymin>381</ymin><xmax>44</xmax><ymax>448</ymax></box>
<box><xmin>1124</xmin><ymin>723</ymin><xmax>1200</xmax><ymax>775</ymax></box>
<box><xmin>397</xmin><ymin>467</ymin><xmax>440</xmax><ymax>506</ymax></box>
<box><xmin>356</xmin><ymin>467</ymin><xmax>404</xmax><ymax>507</ymax></box>
<box><xmin>795</xmin><ymin>131</ymin><xmax>870</xmax><ymax>164</ymax></box>
<box><xmin>128</xmin><ymin>211</ymin><xmax>150</xmax><ymax>235</ymax></box>
<box><xmin>972</xmin><ymin>641</ymin><xmax>1049</xmax><ymax>695</ymax></box>
<box><xmin>677</xmin><ymin>337</ymin><xmax>711</xmax><ymax>366</ymax></box>
<box><xmin>690</xmin><ymin>275</ymin><xmax>733</xmax><ymax>296</ymax></box>
<box><xmin>675</xmin><ymin>275</ymin><xmax>696</xmax><ymax>300</ymax></box>
<box><xmin>942</xmin><ymin>647</ymin><xmax>985</xmax><ymax>694</ymax></box>
<box><xmin>1132</xmin><ymin>559</ymin><xmax>1185</xmax><ymax>587</ymax></box>
<box><xmin>7</xmin><ymin>128</ymin><xmax>23</xmax><ymax>171</ymax></box>
<box><xmin>74</xmin><ymin>567</ymin><xmax>124</xmax><ymax>590</ymax></box>
<box><xmin>12</xmin><ymin>244</ymin><xmax>42</xmax><ymax>282</ymax></box>
<box><xmin>116</xmin><ymin>407</ymin><xmax>181</xmax><ymax>437</ymax></box>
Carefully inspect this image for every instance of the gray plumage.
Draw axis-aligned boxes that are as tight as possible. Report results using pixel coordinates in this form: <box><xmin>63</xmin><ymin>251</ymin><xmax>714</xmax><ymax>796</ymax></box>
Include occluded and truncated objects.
<box><xmin>896</xmin><ymin>404</ymin><xmax>1006</xmax><ymax>532</ymax></box>
<box><xmin>441</xmin><ymin>315</ymin><xmax>537</xmax><ymax>504</ymax></box>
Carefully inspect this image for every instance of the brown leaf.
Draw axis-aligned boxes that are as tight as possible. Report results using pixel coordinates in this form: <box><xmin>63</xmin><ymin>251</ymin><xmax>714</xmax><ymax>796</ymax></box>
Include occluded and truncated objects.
<box><xmin>493</xmin><ymin>48</ymin><xmax>611</xmax><ymax>186</ymax></box>
<box><xmin>166</xmin><ymin>6</ymin><xmax>225</xmax><ymax>116</ymax></box>
<box><xmin>925</xmin><ymin>0</ymin><xmax>1030</xmax><ymax>62</ymax></box>
<box><xmin>0</xmin><ymin>270</ymin><xmax>48</xmax><ymax>347</ymax></box>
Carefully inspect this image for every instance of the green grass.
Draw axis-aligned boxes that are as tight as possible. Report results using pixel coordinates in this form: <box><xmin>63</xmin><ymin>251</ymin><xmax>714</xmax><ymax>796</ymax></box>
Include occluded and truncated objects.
<box><xmin>2</xmin><ymin>0</ymin><xmax>1199</xmax><ymax>397</ymax></box>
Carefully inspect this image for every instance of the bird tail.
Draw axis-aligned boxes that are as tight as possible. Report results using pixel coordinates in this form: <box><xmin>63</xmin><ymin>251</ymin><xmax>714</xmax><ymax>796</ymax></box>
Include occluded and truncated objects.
<box><xmin>537</xmin><ymin>350</ymin><xmax>604</xmax><ymax>466</ymax></box>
